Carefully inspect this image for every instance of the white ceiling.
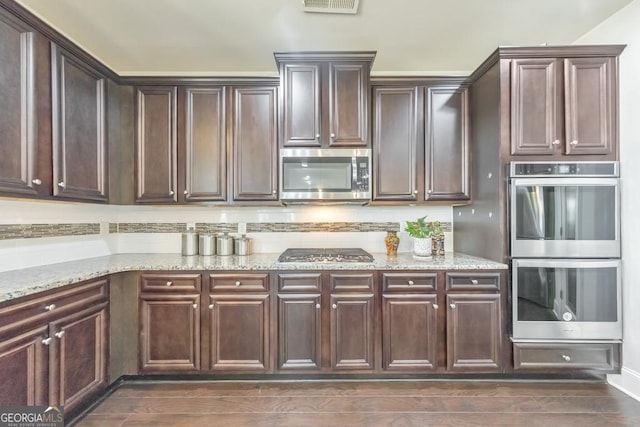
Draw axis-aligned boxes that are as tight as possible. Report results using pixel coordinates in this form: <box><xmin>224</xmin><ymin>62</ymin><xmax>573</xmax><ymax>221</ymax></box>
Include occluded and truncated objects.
<box><xmin>15</xmin><ymin>0</ymin><xmax>633</xmax><ymax>76</ymax></box>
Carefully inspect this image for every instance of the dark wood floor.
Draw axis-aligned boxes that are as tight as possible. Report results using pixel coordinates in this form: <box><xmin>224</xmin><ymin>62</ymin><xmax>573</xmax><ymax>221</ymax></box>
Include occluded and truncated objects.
<box><xmin>76</xmin><ymin>380</ymin><xmax>640</xmax><ymax>426</ymax></box>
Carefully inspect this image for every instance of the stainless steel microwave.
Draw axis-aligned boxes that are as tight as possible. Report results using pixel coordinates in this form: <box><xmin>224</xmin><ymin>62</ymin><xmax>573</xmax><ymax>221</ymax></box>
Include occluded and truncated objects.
<box><xmin>280</xmin><ymin>148</ymin><xmax>371</xmax><ymax>203</ymax></box>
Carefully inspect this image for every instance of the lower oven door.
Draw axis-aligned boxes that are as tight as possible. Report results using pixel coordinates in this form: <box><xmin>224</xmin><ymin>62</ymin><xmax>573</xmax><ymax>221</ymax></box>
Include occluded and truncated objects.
<box><xmin>512</xmin><ymin>258</ymin><xmax>621</xmax><ymax>340</ymax></box>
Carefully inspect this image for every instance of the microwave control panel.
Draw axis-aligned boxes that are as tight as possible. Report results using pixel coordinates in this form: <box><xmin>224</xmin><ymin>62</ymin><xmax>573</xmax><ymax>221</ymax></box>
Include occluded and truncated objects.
<box><xmin>355</xmin><ymin>157</ymin><xmax>370</xmax><ymax>191</ymax></box>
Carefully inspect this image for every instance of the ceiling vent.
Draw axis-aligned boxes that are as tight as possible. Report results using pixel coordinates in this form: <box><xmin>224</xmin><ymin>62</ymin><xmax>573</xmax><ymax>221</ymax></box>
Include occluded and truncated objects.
<box><xmin>301</xmin><ymin>0</ymin><xmax>360</xmax><ymax>14</ymax></box>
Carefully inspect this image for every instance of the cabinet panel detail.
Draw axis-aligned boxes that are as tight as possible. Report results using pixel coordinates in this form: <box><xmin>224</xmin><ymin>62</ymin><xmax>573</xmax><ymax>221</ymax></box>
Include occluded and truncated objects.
<box><xmin>282</xmin><ymin>64</ymin><xmax>321</xmax><ymax>147</ymax></box>
<box><xmin>382</xmin><ymin>272</ymin><xmax>438</xmax><ymax>292</ymax></box>
<box><xmin>330</xmin><ymin>294</ymin><xmax>374</xmax><ymax>370</ymax></box>
<box><xmin>278</xmin><ymin>273</ymin><xmax>322</xmax><ymax>292</ymax></box>
<box><xmin>329</xmin><ymin>63</ymin><xmax>367</xmax><ymax>146</ymax></box>
<box><xmin>329</xmin><ymin>273</ymin><xmax>374</xmax><ymax>292</ymax></box>
<box><xmin>277</xmin><ymin>294</ymin><xmax>322</xmax><ymax>370</ymax></box>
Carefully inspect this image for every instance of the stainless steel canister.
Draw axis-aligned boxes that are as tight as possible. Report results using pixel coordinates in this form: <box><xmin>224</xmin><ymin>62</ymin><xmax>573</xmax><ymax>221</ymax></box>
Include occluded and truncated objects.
<box><xmin>181</xmin><ymin>228</ymin><xmax>198</xmax><ymax>256</ymax></box>
<box><xmin>198</xmin><ymin>234</ymin><xmax>216</xmax><ymax>256</ymax></box>
<box><xmin>234</xmin><ymin>234</ymin><xmax>253</xmax><ymax>256</ymax></box>
<box><xmin>216</xmin><ymin>233</ymin><xmax>234</xmax><ymax>256</ymax></box>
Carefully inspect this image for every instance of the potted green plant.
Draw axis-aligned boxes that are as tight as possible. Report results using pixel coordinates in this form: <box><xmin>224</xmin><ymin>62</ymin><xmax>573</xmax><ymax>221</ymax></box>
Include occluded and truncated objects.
<box><xmin>404</xmin><ymin>216</ymin><xmax>442</xmax><ymax>258</ymax></box>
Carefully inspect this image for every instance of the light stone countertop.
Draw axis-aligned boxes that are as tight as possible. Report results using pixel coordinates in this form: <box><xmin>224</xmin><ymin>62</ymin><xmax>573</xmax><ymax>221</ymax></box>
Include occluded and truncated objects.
<box><xmin>0</xmin><ymin>252</ymin><xmax>507</xmax><ymax>303</ymax></box>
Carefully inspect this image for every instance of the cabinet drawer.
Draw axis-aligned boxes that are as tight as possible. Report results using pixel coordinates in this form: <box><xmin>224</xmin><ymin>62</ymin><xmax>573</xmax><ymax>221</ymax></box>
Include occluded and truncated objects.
<box><xmin>513</xmin><ymin>342</ymin><xmax>619</xmax><ymax>371</ymax></box>
<box><xmin>445</xmin><ymin>272</ymin><xmax>500</xmax><ymax>291</ymax></box>
<box><xmin>209</xmin><ymin>273</ymin><xmax>269</xmax><ymax>292</ymax></box>
<box><xmin>140</xmin><ymin>273</ymin><xmax>201</xmax><ymax>293</ymax></box>
<box><xmin>382</xmin><ymin>273</ymin><xmax>437</xmax><ymax>292</ymax></box>
<box><xmin>0</xmin><ymin>279</ymin><xmax>108</xmax><ymax>336</ymax></box>
<box><xmin>329</xmin><ymin>273</ymin><xmax>374</xmax><ymax>292</ymax></box>
<box><xmin>278</xmin><ymin>273</ymin><xmax>322</xmax><ymax>292</ymax></box>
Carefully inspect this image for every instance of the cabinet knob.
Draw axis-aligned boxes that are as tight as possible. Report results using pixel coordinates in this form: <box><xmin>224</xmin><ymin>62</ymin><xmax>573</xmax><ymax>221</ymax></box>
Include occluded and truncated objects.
<box><xmin>471</xmin><ymin>279</ymin><xmax>479</xmax><ymax>285</ymax></box>
<box><xmin>166</xmin><ymin>281</ymin><xmax>173</xmax><ymax>287</ymax></box>
<box><xmin>450</xmin><ymin>303</ymin><xmax>456</xmax><ymax>309</ymax></box>
<box><xmin>42</xmin><ymin>337</ymin><xmax>53</xmax><ymax>346</ymax></box>
<box><xmin>552</xmin><ymin>139</ymin><xmax>560</xmax><ymax>146</ymax></box>
<box><xmin>570</xmin><ymin>140</ymin><xmax>578</xmax><ymax>146</ymax></box>
<box><xmin>183</xmin><ymin>190</ymin><xmax>189</xmax><ymax>195</ymax></box>
<box><xmin>427</xmin><ymin>189</ymin><xmax>433</xmax><ymax>194</ymax></box>
<box><xmin>208</xmin><ymin>303</ymin><xmax>214</xmax><ymax>309</ymax></box>
<box><xmin>562</xmin><ymin>354</ymin><xmax>571</xmax><ymax>362</ymax></box>
<box><xmin>408</xmin><ymin>280</ymin><xmax>414</xmax><ymax>286</ymax></box>
<box><xmin>330</xmin><ymin>133</ymin><xmax>336</xmax><ymax>138</ymax></box>
<box><xmin>413</xmin><ymin>190</ymin><xmax>418</xmax><ymax>194</ymax></box>
<box><xmin>332</xmin><ymin>303</ymin><xmax>337</xmax><ymax>310</ymax></box>
<box><xmin>169</xmin><ymin>190</ymin><xmax>175</xmax><ymax>196</ymax></box>
<box><xmin>432</xmin><ymin>304</ymin><xmax>438</xmax><ymax>310</ymax></box>
<box><xmin>315</xmin><ymin>134</ymin><xmax>320</xmax><ymax>139</ymax></box>
<box><xmin>57</xmin><ymin>182</ymin><xmax>65</xmax><ymax>188</ymax></box>
<box><xmin>44</xmin><ymin>304</ymin><xmax>56</xmax><ymax>312</ymax></box>
<box><xmin>316</xmin><ymin>303</ymin><xmax>321</xmax><ymax>309</ymax></box>
<box><xmin>54</xmin><ymin>330</ymin><xmax>65</xmax><ymax>339</ymax></box>
<box><xmin>272</xmin><ymin>190</ymin><xmax>277</xmax><ymax>194</ymax></box>
<box><xmin>192</xmin><ymin>303</ymin><xmax>198</xmax><ymax>309</ymax></box>
<box><xmin>32</xmin><ymin>178</ymin><xmax>42</xmax><ymax>185</ymax></box>
<box><xmin>235</xmin><ymin>281</ymin><xmax>241</xmax><ymax>287</ymax></box>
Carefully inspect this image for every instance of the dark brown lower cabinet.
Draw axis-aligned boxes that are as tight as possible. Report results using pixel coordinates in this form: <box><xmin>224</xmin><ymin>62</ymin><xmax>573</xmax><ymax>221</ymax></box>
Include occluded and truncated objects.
<box><xmin>49</xmin><ymin>303</ymin><xmax>108</xmax><ymax>413</ymax></box>
<box><xmin>330</xmin><ymin>293</ymin><xmax>374</xmax><ymax>370</ymax></box>
<box><xmin>0</xmin><ymin>325</ymin><xmax>49</xmax><ymax>405</ymax></box>
<box><xmin>139</xmin><ymin>294</ymin><xmax>200</xmax><ymax>372</ymax></box>
<box><xmin>277</xmin><ymin>293</ymin><xmax>322</xmax><ymax>370</ymax></box>
<box><xmin>446</xmin><ymin>294</ymin><xmax>501</xmax><ymax>371</ymax></box>
<box><xmin>382</xmin><ymin>294</ymin><xmax>438</xmax><ymax>371</ymax></box>
<box><xmin>207</xmin><ymin>294</ymin><xmax>270</xmax><ymax>371</ymax></box>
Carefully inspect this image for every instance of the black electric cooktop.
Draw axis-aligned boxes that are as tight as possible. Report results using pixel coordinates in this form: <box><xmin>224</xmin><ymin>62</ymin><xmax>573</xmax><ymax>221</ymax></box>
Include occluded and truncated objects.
<box><xmin>278</xmin><ymin>248</ymin><xmax>375</xmax><ymax>263</ymax></box>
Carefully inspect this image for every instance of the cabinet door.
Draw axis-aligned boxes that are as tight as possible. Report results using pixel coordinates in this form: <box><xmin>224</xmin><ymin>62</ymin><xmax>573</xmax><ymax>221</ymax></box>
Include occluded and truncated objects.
<box><xmin>51</xmin><ymin>44</ymin><xmax>107</xmax><ymax>201</ymax></box>
<box><xmin>182</xmin><ymin>87</ymin><xmax>227</xmax><ymax>201</ymax></box>
<box><xmin>282</xmin><ymin>64</ymin><xmax>321</xmax><ymax>147</ymax></box>
<box><xmin>135</xmin><ymin>86</ymin><xmax>177</xmax><ymax>203</ymax></box>
<box><xmin>329</xmin><ymin>63</ymin><xmax>368</xmax><ymax>147</ymax></box>
<box><xmin>207</xmin><ymin>294</ymin><xmax>270</xmax><ymax>371</ymax></box>
<box><xmin>232</xmin><ymin>86</ymin><xmax>278</xmax><ymax>201</ymax></box>
<box><xmin>49</xmin><ymin>303</ymin><xmax>108</xmax><ymax>413</ymax></box>
<box><xmin>0</xmin><ymin>325</ymin><xmax>48</xmax><ymax>406</ymax></box>
<box><xmin>277</xmin><ymin>294</ymin><xmax>321</xmax><ymax>370</ymax></box>
<box><xmin>425</xmin><ymin>86</ymin><xmax>470</xmax><ymax>201</ymax></box>
<box><xmin>372</xmin><ymin>86</ymin><xmax>420</xmax><ymax>200</ymax></box>
<box><xmin>139</xmin><ymin>294</ymin><xmax>200</xmax><ymax>372</ymax></box>
<box><xmin>564</xmin><ymin>57</ymin><xmax>615</xmax><ymax>155</ymax></box>
<box><xmin>0</xmin><ymin>13</ymin><xmax>41</xmax><ymax>196</ymax></box>
<box><xmin>446</xmin><ymin>294</ymin><xmax>501</xmax><ymax>371</ymax></box>
<box><xmin>510</xmin><ymin>58</ymin><xmax>561</xmax><ymax>155</ymax></box>
<box><xmin>382</xmin><ymin>294</ymin><xmax>438</xmax><ymax>371</ymax></box>
<box><xmin>330</xmin><ymin>294</ymin><xmax>374</xmax><ymax>370</ymax></box>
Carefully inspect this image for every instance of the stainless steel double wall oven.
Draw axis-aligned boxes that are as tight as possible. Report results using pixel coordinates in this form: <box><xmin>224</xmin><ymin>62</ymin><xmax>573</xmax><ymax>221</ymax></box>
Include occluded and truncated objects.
<box><xmin>509</xmin><ymin>162</ymin><xmax>621</xmax><ymax>341</ymax></box>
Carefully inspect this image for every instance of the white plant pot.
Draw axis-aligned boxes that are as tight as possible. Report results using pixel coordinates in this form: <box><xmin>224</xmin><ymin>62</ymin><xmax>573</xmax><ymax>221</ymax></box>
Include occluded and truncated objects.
<box><xmin>412</xmin><ymin>237</ymin><xmax>432</xmax><ymax>259</ymax></box>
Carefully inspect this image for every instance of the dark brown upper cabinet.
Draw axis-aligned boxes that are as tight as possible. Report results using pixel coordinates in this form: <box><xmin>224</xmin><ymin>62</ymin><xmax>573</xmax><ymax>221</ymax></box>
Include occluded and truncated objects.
<box><xmin>135</xmin><ymin>86</ymin><xmax>177</xmax><ymax>203</ymax></box>
<box><xmin>0</xmin><ymin>12</ymin><xmax>41</xmax><ymax>197</ymax></box>
<box><xmin>372</xmin><ymin>86</ymin><xmax>422</xmax><ymax>201</ymax></box>
<box><xmin>511</xmin><ymin>56</ymin><xmax>616</xmax><ymax>157</ymax></box>
<box><xmin>231</xmin><ymin>85</ymin><xmax>278</xmax><ymax>202</ymax></box>
<box><xmin>425</xmin><ymin>86</ymin><xmax>470</xmax><ymax>201</ymax></box>
<box><xmin>276</xmin><ymin>52</ymin><xmax>374</xmax><ymax>148</ymax></box>
<box><xmin>180</xmin><ymin>86</ymin><xmax>227</xmax><ymax>202</ymax></box>
<box><xmin>51</xmin><ymin>44</ymin><xmax>108</xmax><ymax>202</ymax></box>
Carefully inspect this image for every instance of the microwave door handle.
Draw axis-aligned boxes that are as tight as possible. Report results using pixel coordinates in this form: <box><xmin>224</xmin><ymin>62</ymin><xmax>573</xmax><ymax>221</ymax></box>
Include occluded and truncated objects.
<box><xmin>352</xmin><ymin>156</ymin><xmax>358</xmax><ymax>189</ymax></box>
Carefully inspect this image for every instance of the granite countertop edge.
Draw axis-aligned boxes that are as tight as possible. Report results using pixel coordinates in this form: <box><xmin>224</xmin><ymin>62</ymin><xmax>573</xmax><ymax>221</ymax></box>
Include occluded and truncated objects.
<box><xmin>0</xmin><ymin>252</ymin><xmax>508</xmax><ymax>303</ymax></box>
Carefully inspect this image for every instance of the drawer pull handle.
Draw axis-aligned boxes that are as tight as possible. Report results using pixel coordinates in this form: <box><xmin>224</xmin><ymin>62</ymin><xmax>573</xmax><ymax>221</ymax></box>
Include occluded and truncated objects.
<box><xmin>166</xmin><ymin>281</ymin><xmax>173</xmax><ymax>287</ymax></box>
<box><xmin>44</xmin><ymin>304</ymin><xmax>56</xmax><ymax>312</ymax></box>
<box><xmin>471</xmin><ymin>279</ymin><xmax>479</xmax><ymax>285</ymax></box>
<box><xmin>208</xmin><ymin>303</ymin><xmax>214</xmax><ymax>309</ymax></box>
<box><xmin>192</xmin><ymin>303</ymin><xmax>198</xmax><ymax>309</ymax></box>
<box><xmin>32</xmin><ymin>178</ymin><xmax>42</xmax><ymax>185</ymax></box>
<box><xmin>235</xmin><ymin>281</ymin><xmax>241</xmax><ymax>287</ymax></box>
<box><xmin>562</xmin><ymin>354</ymin><xmax>571</xmax><ymax>362</ymax></box>
<box><xmin>450</xmin><ymin>303</ymin><xmax>456</xmax><ymax>309</ymax></box>
<box><xmin>408</xmin><ymin>280</ymin><xmax>414</xmax><ymax>286</ymax></box>
<box><xmin>42</xmin><ymin>337</ymin><xmax>53</xmax><ymax>346</ymax></box>
<box><xmin>432</xmin><ymin>304</ymin><xmax>438</xmax><ymax>310</ymax></box>
<box><xmin>54</xmin><ymin>330</ymin><xmax>65</xmax><ymax>339</ymax></box>
<box><xmin>316</xmin><ymin>303</ymin><xmax>321</xmax><ymax>309</ymax></box>
<box><xmin>332</xmin><ymin>304</ymin><xmax>337</xmax><ymax>310</ymax></box>
<box><xmin>552</xmin><ymin>139</ymin><xmax>560</xmax><ymax>146</ymax></box>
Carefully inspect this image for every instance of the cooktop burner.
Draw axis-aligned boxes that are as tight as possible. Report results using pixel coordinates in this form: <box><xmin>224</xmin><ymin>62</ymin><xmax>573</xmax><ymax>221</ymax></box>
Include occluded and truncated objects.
<box><xmin>278</xmin><ymin>248</ymin><xmax>375</xmax><ymax>263</ymax></box>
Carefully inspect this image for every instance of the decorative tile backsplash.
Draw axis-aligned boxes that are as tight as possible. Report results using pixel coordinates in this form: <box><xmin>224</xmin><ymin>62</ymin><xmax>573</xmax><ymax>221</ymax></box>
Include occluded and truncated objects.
<box><xmin>247</xmin><ymin>222</ymin><xmax>402</xmax><ymax>232</ymax></box>
<box><xmin>114</xmin><ymin>223</ymin><xmax>187</xmax><ymax>233</ymax></box>
<box><xmin>0</xmin><ymin>223</ymin><xmax>100</xmax><ymax>240</ymax></box>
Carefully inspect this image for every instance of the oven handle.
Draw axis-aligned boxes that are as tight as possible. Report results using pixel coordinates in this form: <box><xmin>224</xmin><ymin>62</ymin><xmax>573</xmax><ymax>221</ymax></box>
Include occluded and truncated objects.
<box><xmin>512</xmin><ymin>258</ymin><xmax>621</xmax><ymax>269</ymax></box>
<box><xmin>510</xmin><ymin>177</ymin><xmax>620</xmax><ymax>187</ymax></box>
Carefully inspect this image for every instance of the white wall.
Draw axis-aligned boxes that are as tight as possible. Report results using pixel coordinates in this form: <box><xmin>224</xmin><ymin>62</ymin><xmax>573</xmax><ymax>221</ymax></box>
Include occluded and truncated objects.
<box><xmin>576</xmin><ymin>0</ymin><xmax>640</xmax><ymax>400</ymax></box>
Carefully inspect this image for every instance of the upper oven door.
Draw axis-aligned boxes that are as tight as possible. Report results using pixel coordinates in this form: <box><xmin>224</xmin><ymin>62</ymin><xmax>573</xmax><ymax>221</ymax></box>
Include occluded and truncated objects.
<box><xmin>510</xmin><ymin>177</ymin><xmax>620</xmax><ymax>258</ymax></box>
<box><xmin>512</xmin><ymin>258</ymin><xmax>621</xmax><ymax>340</ymax></box>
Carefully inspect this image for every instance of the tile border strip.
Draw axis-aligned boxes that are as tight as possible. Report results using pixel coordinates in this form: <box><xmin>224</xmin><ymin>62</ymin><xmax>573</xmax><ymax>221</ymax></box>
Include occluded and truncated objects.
<box><xmin>0</xmin><ymin>223</ymin><xmax>101</xmax><ymax>240</ymax></box>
